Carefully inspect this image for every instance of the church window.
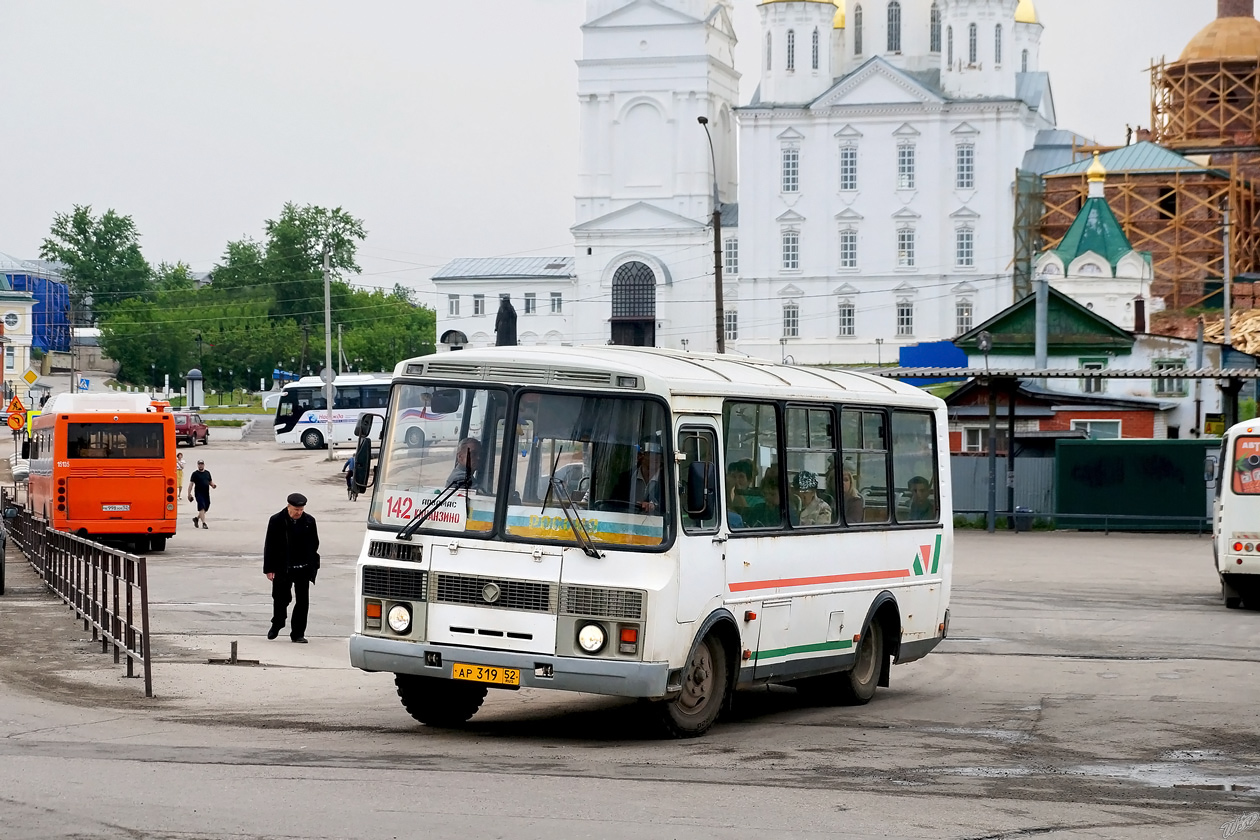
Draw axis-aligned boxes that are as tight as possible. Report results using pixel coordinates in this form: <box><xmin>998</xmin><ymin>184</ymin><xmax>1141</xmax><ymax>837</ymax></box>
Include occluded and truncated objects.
<box><xmin>887</xmin><ymin>2</ymin><xmax>901</xmax><ymax>53</ymax></box>
<box><xmin>783</xmin><ymin>302</ymin><xmax>800</xmax><ymax>338</ymax></box>
<box><xmin>1159</xmin><ymin>187</ymin><xmax>1177</xmax><ymax>219</ymax></box>
<box><xmin>994</xmin><ymin>24</ymin><xmax>1002</xmax><ymax>65</ymax></box>
<box><xmin>840</xmin><ymin>229</ymin><xmax>858</xmax><ymax>269</ymax></box>
<box><xmin>550</xmin><ymin>291</ymin><xmax>563</xmax><ymax>313</ymax></box>
<box><xmin>956</xmin><ymin>300</ymin><xmax>973</xmax><ymax>335</ymax></box>
<box><xmin>787</xmin><ymin>30</ymin><xmax>796</xmax><ymax>72</ymax></box>
<box><xmin>473</xmin><ymin>294</ymin><xmax>486</xmax><ymax>316</ymax></box>
<box><xmin>956</xmin><ymin>227</ymin><xmax>975</xmax><ymax>268</ymax></box>
<box><xmin>840</xmin><ymin>145</ymin><xmax>858</xmax><ymax>191</ymax></box>
<box><xmin>524</xmin><ymin>293</ymin><xmax>537</xmax><ymax>315</ymax></box>
<box><xmin>838</xmin><ymin>301</ymin><xmax>855</xmax><ymax>336</ymax></box>
<box><xmin>782</xmin><ymin>230</ymin><xmax>800</xmax><ymax>271</ymax></box>
<box><xmin>767</xmin><ymin>32</ymin><xmax>772</xmax><ymax>71</ymax></box>
<box><xmin>725</xmin><ymin>238</ymin><xmax>739</xmax><ymax>276</ymax></box>
<box><xmin>782</xmin><ymin>147</ymin><xmax>800</xmax><ymax>193</ymax></box>
<box><xmin>897</xmin><ymin>227</ymin><xmax>916</xmax><ymax>268</ymax></box>
<box><xmin>968</xmin><ymin>23</ymin><xmax>977</xmax><ymax>64</ymax></box>
<box><xmin>896</xmin><ymin>300</ymin><xmax>915</xmax><ymax>336</ymax></box>
<box><xmin>611</xmin><ymin>262</ymin><xmax>656</xmax><ymax>319</ymax></box>
<box><xmin>930</xmin><ymin>2</ymin><xmax>941</xmax><ymax>52</ymax></box>
<box><xmin>812</xmin><ymin>28</ymin><xmax>820</xmax><ymax>70</ymax></box>
<box><xmin>853</xmin><ymin>5</ymin><xmax>863</xmax><ymax>55</ymax></box>
<box><xmin>897</xmin><ymin>143</ymin><xmax>915</xmax><ymax>190</ymax></box>
<box><xmin>725</xmin><ymin>308</ymin><xmax>738</xmax><ymax>342</ymax></box>
<box><xmin>947</xmin><ymin>26</ymin><xmax>954</xmax><ymax>65</ymax></box>
<box><xmin>956</xmin><ymin>143</ymin><xmax>975</xmax><ymax>189</ymax></box>
<box><xmin>1021</xmin><ymin>49</ymin><xmax>1029</xmax><ymax>72</ymax></box>
<box><xmin>447</xmin><ymin>295</ymin><xmax>460</xmax><ymax>317</ymax></box>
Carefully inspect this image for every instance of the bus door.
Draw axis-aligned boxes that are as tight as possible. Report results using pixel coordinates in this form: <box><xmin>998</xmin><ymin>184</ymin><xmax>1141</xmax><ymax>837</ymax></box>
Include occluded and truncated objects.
<box><xmin>674</xmin><ymin>422</ymin><xmax>723</xmax><ymax>624</ymax></box>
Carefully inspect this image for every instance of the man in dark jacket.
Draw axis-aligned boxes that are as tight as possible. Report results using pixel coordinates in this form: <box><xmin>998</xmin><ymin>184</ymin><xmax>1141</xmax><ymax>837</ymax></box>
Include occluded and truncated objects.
<box><xmin>264</xmin><ymin>492</ymin><xmax>321</xmax><ymax>643</ymax></box>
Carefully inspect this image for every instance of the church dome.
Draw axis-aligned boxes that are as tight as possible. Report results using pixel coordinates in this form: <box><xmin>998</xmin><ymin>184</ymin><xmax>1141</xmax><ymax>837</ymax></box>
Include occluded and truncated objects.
<box><xmin>1015</xmin><ymin>0</ymin><xmax>1038</xmax><ymax>25</ymax></box>
<box><xmin>1180</xmin><ymin>13</ymin><xmax>1260</xmax><ymax>62</ymax></box>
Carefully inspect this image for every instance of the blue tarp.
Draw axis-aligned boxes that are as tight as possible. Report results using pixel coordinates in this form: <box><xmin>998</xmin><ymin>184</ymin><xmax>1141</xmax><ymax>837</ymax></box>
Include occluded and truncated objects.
<box><xmin>898</xmin><ymin>340</ymin><xmax>968</xmax><ymax>385</ymax></box>
<box><xmin>6</xmin><ymin>273</ymin><xmax>70</xmax><ymax>353</ymax></box>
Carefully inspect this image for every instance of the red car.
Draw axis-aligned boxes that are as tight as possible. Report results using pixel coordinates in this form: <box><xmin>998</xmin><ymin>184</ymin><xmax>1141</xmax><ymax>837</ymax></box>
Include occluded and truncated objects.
<box><xmin>173</xmin><ymin>412</ymin><xmax>209</xmax><ymax>447</ymax></box>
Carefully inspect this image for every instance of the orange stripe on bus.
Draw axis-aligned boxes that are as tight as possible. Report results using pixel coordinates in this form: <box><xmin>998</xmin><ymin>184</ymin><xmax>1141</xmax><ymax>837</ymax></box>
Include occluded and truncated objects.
<box><xmin>728</xmin><ymin>568</ymin><xmax>912</xmax><ymax>593</ymax></box>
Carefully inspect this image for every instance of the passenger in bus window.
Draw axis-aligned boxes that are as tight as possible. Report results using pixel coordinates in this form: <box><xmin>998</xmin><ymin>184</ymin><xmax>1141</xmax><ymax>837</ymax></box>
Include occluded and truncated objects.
<box><xmin>612</xmin><ymin>441</ymin><xmax>664</xmax><ymax>514</ymax></box>
<box><xmin>447</xmin><ymin>438</ymin><xmax>482</xmax><ymax>488</ymax></box>
<box><xmin>840</xmin><ymin>466</ymin><xmax>865</xmax><ymax>524</ymax></box>
<box><xmin>792</xmin><ymin>471</ymin><xmax>832</xmax><ymax>526</ymax></box>
<box><xmin>906</xmin><ymin>475</ymin><xmax>935</xmax><ymax>521</ymax></box>
<box><xmin>748</xmin><ymin>473</ymin><xmax>782</xmax><ymax>528</ymax></box>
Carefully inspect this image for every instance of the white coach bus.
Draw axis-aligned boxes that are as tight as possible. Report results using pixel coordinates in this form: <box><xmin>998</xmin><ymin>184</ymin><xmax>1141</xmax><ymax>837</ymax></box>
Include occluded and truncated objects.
<box><xmin>273</xmin><ymin>373</ymin><xmax>392</xmax><ymax>449</ymax></box>
<box><xmin>347</xmin><ymin>346</ymin><xmax>952</xmax><ymax>737</ymax></box>
<box><xmin>1213</xmin><ymin>419</ymin><xmax>1260</xmax><ymax>609</ymax></box>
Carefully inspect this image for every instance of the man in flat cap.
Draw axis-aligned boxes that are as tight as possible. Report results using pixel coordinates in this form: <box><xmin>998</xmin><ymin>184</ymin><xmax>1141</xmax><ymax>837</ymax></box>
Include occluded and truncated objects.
<box><xmin>263</xmin><ymin>492</ymin><xmax>321</xmax><ymax>643</ymax></box>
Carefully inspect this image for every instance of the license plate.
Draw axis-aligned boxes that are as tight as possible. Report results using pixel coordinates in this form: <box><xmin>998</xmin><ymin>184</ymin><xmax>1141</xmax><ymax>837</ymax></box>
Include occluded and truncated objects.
<box><xmin>452</xmin><ymin>662</ymin><xmax>519</xmax><ymax>686</ymax></box>
<box><xmin>102</xmin><ymin>504</ymin><xmax>130</xmax><ymax>512</ymax></box>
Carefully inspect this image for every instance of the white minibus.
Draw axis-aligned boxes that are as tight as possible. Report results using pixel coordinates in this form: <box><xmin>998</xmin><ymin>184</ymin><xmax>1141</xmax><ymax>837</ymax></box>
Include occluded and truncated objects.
<box><xmin>347</xmin><ymin>347</ymin><xmax>952</xmax><ymax>737</ymax></box>
<box><xmin>1213</xmin><ymin>419</ymin><xmax>1260</xmax><ymax>608</ymax></box>
<box><xmin>273</xmin><ymin>373</ymin><xmax>392</xmax><ymax>449</ymax></box>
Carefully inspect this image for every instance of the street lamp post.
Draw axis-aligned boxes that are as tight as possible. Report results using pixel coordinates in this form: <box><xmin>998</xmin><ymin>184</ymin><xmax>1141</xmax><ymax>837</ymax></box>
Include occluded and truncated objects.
<box><xmin>217</xmin><ymin>367</ymin><xmax>222</xmax><ymax>406</ymax></box>
<box><xmin>697</xmin><ymin>116</ymin><xmax>725</xmax><ymax>354</ymax></box>
<box><xmin>229</xmin><ymin>369</ymin><xmax>234</xmax><ymax>404</ymax></box>
<box><xmin>151</xmin><ymin>363</ymin><xmax>156</xmax><ymax>396</ymax></box>
<box><xmin>875</xmin><ymin>338</ymin><xmax>884</xmax><ymax>367</ymax></box>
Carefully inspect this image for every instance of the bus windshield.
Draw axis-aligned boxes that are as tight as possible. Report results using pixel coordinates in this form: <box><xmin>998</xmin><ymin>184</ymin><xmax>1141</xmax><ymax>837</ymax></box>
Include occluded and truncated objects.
<box><xmin>66</xmin><ymin>423</ymin><xmax>166</xmax><ymax>459</ymax></box>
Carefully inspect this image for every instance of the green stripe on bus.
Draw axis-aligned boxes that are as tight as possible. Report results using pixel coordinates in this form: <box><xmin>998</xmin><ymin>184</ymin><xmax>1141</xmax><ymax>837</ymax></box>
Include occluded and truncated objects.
<box><xmin>754</xmin><ymin>639</ymin><xmax>854</xmax><ymax>661</ymax></box>
<box><xmin>912</xmin><ymin>555</ymin><xmax>924</xmax><ymax>576</ymax></box>
<box><xmin>932</xmin><ymin>533</ymin><xmax>942</xmax><ymax>575</ymax></box>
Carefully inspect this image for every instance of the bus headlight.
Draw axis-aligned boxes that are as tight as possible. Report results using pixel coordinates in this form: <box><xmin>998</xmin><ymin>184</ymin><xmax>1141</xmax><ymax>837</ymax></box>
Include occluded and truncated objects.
<box><xmin>387</xmin><ymin>604</ymin><xmax>412</xmax><ymax>634</ymax></box>
<box><xmin>577</xmin><ymin>623</ymin><xmax>606</xmax><ymax>654</ymax></box>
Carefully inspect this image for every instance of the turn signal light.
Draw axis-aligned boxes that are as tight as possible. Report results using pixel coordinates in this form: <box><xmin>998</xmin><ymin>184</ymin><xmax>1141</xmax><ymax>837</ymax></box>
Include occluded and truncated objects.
<box><xmin>743</xmin><ymin>610</ymin><xmax>757</xmax><ymax>621</ymax></box>
<box><xmin>365</xmin><ymin>600</ymin><xmax>382</xmax><ymax>630</ymax></box>
<box><xmin>618</xmin><ymin>625</ymin><xmax>638</xmax><ymax>655</ymax></box>
<box><xmin>365</xmin><ymin>602</ymin><xmax>382</xmax><ymax>618</ymax></box>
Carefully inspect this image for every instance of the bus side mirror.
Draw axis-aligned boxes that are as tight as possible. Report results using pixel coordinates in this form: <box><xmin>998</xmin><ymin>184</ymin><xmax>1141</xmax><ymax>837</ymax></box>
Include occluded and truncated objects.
<box><xmin>686</xmin><ymin>461</ymin><xmax>716</xmax><ymax>521</ymax></box>
<box><xmin>1205</xmin><ymin>454</ymin><xmax>1219</xmax><ymax>486</ymax></box>
<box><xmin>352</xmin><ymin>436</ymin><xmax>373</xmax><ymax>492</ymax></box>
<box><xmin>354</xmin><ymin>414</ymin><xmax>374</xmax><ymax>439</ymax></box>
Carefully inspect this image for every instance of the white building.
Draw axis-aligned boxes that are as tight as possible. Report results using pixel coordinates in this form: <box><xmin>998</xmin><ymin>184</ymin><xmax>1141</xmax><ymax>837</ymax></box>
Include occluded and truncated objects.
<box><xmin>432</xmin><ymin>257</ymin><xmax>575</xmax><ymax>349</ymax></box>
<box><xmin>435</xmin><ymin>0</ymin><xmax>1056</xmax><ymax>363</ymax></box>
<box><xmin>0</xmin><ymin>253</ymin><xmax>41</xmax><ymax>387</ymax></box>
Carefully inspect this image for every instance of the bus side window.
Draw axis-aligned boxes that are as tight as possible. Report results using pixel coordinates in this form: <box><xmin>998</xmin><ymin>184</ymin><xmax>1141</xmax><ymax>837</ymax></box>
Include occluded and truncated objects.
<box><xmin>891</xmin><ymin>411</ymin><xmax>938</xmax><ymax>523</ymax></box>
<box><xmin>841</xmin><ymin>408</ymin><xmax>889</xmax><ymax>524</ymax></box>
<box><xmin>678</xmin><ymin>427</ymin><xmax>719</xmax><ymax>533</ymax></box>
<box><xmin>723</xmin><ymin>401</ymin><xmax>781</xmax><ymax>530</ymax></box>
<box><xmin>364</xmin><ymin>385</ymin><xmax>390</xmax><ymax>409</ymax></box>
<box><xmin>335</xmin><ymin>387</ymin><xmax>363</xmax><ymax>410</ymax></box>
<box><xmin>785</xmin><ymin>406</ymin><xmax>838</xmax><ymax>527</ymax></box>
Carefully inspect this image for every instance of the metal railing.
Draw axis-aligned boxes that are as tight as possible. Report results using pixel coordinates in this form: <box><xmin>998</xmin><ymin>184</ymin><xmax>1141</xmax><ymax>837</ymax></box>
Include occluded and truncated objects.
<box><xmin>954</xmin><ymin>508</ymin><xmax>1211</xmax><ymax>536</ymax></box>
<box><xmin>3</xmin><ymin>493</ymin><xmax>153</xmax><ymax>696</ymax></box>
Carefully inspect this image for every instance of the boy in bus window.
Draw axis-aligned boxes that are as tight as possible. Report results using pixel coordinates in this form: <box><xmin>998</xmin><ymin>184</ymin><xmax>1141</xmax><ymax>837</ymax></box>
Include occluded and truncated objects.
<box><xmin>748</xmin><ymin>473</ymin><xmax>782</xmax><ymax>528</ymax></box>
<box><xmin>906</xmin><ymin>475</ymin><xmax>935</xmax><ymax>521</ymax></box>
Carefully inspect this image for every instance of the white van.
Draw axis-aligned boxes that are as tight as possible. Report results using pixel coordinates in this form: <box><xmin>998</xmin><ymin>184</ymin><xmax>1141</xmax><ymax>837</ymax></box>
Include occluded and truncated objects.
<box><xmin>1212</xmin><ymin>419</ymin><xmax>1260</xmax><ymax>608</ymax></box>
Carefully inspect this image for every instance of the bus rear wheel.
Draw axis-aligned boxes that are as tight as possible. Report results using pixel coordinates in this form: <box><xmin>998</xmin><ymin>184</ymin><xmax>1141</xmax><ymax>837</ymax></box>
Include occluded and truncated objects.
<box><xmin>394</xmin><ymin>673</ymin><xmax>486</xmax><ymax>727</ymax></box>
<box><xmin>836</xmin><ymin>621</ymin><xmax>884</xmax><ymax>706</ymax></box>
<box><xmin>657</xmin><ymin>633</ymin><xmax>727</xmax><ymax>738</ymax></box>
<box><xmin>301</xmin><ymin>429</ymin><xmax>325</xmax><ymax>450</ymax></box>
<box><xmin>405</xmin><ymin>427</ymin><xmax>425</xmax><ymax>449</ymax></box>
<box><xmin>149</xmin><ymin>536</ymin><xmax>167</xmax><ymax>553</ymax></box>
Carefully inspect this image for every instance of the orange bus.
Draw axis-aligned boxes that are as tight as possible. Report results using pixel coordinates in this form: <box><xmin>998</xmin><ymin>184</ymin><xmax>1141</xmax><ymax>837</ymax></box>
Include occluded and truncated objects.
<box><xmin>28</xmin><ymin>393</ymin><xmax>179</xmax><ymax>552</ymax></box>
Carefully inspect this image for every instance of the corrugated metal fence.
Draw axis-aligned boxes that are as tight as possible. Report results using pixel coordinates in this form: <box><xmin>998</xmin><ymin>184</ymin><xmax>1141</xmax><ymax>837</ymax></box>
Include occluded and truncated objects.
<box><xmin>950</xmin><ymin>455</ymin><xmax>1055</xmax><ymax>514</ymax></box>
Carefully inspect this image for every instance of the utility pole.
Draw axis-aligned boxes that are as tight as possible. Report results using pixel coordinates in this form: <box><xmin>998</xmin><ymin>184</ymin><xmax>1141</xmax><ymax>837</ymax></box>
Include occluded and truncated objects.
<box><xmin>697</xmin><ymin>116</ymin><xmax>725</xmax><ymax>354</ymax></box>
<box><xmin>323</xmin><ymin>249</ymin><xmax>335</xmax><ymax>461</ymax></box>
<box><xmin>68</xmin><ymin>299</ymin><xmax>76</xmax><ymax>394</ymax></box>
<box><xmin>337</xmin><ymin>323</ymin><xmax>343</xmax><ymax>375</ymax></box>
<box><xmin>1224</xmin><ymin>199</ymin><xmax>1233</xmax><ymax>347</ymax></box>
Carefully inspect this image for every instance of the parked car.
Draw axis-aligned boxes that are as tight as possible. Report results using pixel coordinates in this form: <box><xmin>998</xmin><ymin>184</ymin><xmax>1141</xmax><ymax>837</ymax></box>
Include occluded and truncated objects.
<box><xmin>173</xmin><ymin>412</ymin><xmax>209</xmax><ymax>446</ymax></box>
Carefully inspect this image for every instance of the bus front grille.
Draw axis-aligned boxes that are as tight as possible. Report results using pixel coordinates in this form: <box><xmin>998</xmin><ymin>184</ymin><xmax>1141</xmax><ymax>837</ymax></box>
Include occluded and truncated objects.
<box><xmin>367</xmin><ymin>540</ymin><xmax>422</xmax><ymax>562</ymax></box>
<box><xmin>363</xmin><ymin>566</ymin><xmax>427</xmax><ymax>601</ymax></box>
<box><xmin>561</xmin><ymin>586</ymin><xmax>644</xmax><ymax>620</ymax></box>
<box><xmin>434</xmin><ymin>573</ymin><xmax>556</xmax><ymax>613</ymax></box>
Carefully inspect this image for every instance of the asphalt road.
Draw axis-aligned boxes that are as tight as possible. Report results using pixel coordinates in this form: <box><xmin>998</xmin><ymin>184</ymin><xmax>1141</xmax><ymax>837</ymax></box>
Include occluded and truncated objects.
<box><xmin>0</xmin><ymin>440</ymin><xmax>1257</xmax><ymax>839</ymax></box>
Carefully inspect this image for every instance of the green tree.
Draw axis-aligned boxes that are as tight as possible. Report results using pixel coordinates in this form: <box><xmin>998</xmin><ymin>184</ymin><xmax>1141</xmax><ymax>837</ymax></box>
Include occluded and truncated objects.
<box><xmin>39</xmin><ymin>205</ymin><xmax>152</xmax><ymax>318</ymax></box>
<box><xmin>153</xmin><ymin>261</ymin><xmax>196</xmax><ymax>292</ymax></box>
<box><xmin>263</xmin><ymin>204</ymin><xmax>366</xmax><ymax>320</ymax></box>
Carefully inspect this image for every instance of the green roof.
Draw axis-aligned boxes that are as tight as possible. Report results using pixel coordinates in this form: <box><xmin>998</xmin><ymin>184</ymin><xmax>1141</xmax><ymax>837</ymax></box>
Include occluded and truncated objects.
<box><xmin>1052</xmin><ymin>196</ymin><xmax>1149</xmax><ymax>269</ymax></box>
<box><xmin>955</xmin><ymin>286</ymin><xmax>1134</xmax><ymax>355</ymax></box>
<box><xmin>1044</xmin><ymin>141</ymin><xmax>1212</xmax><ymax>177</ymax></box>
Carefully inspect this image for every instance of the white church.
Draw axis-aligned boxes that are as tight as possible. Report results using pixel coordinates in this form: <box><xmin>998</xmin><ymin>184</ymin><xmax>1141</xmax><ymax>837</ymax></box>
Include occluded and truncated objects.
<box><xmin>435</xmin><ymin>0</ymin><xmax>1057</xmax><ymax>364</ymax></box>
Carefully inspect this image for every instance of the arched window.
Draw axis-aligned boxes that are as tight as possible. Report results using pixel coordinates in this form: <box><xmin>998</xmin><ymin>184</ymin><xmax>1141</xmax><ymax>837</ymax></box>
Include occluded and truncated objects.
<box><xmin>994</xmin><ymin>24</ymin><xmax>1002</xmax><ymax>65</ymax></box>
<box><xmin>930</xmin><ymin>2</ymin><xmax>941</xmax><ymax>52</ymax></box>
<box><xmin>968</xmin><ymin>23</ymin><xmax>977</xmax><ymax>64</ymax></box>
<box><xmin>787</xmin><ymin>29</ymin><xmax>795</xmax><ymax>71</ymax></box>
<box><xmin>812</xmin><ymin>28</ymin><xmax>820</xmax><ymax>70</ymax></box>
<box><xmin>887</xmin><ymin>1</ymin><xmax>901</xmax><ymax>53</ymax></box>
<box><xmin>1021</xmin><ymin>49</ymin><xmax>1029</xmax><ymax>72</ymax></box>
<box><xmin>853</xmin><ymin>4</ymin><xmax>863</xmax><ymax>55</ymax></box>
<box><xmin>611</xmin><ymin>261</ymin><xmax>657</xmax><ymax>347</ymax></box>
<box><xmin>766</xmin><ymin>31</ymin><xmax>772</xmax><ymax>71</ymax></box>
<box><xmin>947</xmin><ymin>26</ymin><xmax>953</xmax><ymax>66</ymax></box>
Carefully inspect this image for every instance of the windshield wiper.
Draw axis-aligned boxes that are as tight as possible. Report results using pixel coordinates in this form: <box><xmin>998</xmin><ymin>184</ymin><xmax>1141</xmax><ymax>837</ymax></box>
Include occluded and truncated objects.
<box><xmin>548</xmin><ymin>476</ymin><xmax>601</xmax><ymax>559</ymax></box>
<box><xmin>540</xmin><ymin>446</ymin><xmax>564</xmax><ymax>515</ymax></box>
<box><xmin>397</xmin><ymin>479</ymin><xmax>466</xmax><ymax>541</ymax></box>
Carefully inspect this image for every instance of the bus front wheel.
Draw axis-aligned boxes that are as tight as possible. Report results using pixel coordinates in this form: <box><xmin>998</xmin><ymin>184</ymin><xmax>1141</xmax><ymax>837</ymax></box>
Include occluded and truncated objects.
<box><xmin>301</xmin><ymin>429</ymin><xmax>325</xmax><ymax>450</ymax></box>
<box><xmin>837</xmin><ymin>621</ymin><xmax>884</xmax><ymax>705</ymax></box>
<box><xmin>394</xmin><ymin>673</ymin><xmax>486</xmax><ymax>727</ymax></box>
<box><xmin>657</xmin><ymin>633</ymin><xmax>727</xmax><ymax>738</ymax></box>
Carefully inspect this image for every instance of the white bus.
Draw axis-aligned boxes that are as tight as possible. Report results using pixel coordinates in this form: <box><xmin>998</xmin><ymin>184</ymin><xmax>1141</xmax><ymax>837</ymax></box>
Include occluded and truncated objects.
<box><xmin>1213</xmin><ymin>419</ymin><xmax>1260</xmax><ymax>609</ymax></box>
<box><xmin>347</xmin><ymin>347</ymin><xmax>952</xmax><ymax>737</ymax></box>
<box><xmin>273</xmin><ymin>373</ymin><xmax>392</xmax><ymax>449</ymax></box>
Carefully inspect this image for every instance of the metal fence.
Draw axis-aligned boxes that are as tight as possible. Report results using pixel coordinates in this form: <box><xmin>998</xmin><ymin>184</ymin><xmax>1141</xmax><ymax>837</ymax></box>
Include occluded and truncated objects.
<box><xmin>950</xmin><ymin>455</ymin><xmax>1055</xmax><ymax>513</ymax></box>
<box><xmin>2</xmin><ymin>493</ymin><xmax>152</xmax><ymax>696</ymax></box>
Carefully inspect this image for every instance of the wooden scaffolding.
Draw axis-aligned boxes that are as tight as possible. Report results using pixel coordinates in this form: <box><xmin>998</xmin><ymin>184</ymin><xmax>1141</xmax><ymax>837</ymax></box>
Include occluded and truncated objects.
<box><xmin>1152</xmin><ymin>55</ymin><xmax>1260</xmax><ymax>151</ymax></box>
<box><xmin>1040</xmin><ymin>159</ymin><xmax>1260</xmax><ymax>308</ymax></box>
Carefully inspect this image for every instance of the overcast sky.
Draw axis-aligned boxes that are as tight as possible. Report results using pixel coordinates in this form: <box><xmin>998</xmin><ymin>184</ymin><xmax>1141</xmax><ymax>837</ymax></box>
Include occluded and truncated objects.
<box><xmin>0</xmin><ymin>0</ymin><xmax>1216</xmax><ymax>307</ymax></box>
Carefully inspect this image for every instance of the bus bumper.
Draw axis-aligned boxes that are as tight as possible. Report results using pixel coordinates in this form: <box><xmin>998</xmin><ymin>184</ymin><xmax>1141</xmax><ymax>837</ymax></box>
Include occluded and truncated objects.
<box><xmin>349</xmin><ymin>634</ymin><xmax>672</xmax><ymax>699</ymax></box>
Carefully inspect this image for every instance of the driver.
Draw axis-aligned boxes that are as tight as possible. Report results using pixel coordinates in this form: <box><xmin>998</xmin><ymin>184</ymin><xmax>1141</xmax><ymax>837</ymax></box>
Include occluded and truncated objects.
<box><xmin>611</xmin><ymin>441</ymin><xmax>664</xmax><ymax>514</ymax></box>
<box><xmin>447</xmin><ymin>438</ymin><xmax>482</xmax><ymax>488</ymax></box>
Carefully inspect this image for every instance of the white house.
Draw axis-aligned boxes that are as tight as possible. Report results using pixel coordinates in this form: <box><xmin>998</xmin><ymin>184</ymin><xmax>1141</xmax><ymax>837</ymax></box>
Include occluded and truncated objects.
<box><xmin>0</xmin><ymin>253</ymin><xmax>40</xmax><ymax>387</ymax></box>
<box><xmin>432</xmin><ymin>257</ymin><xmax>576</xmax><ymax>349</ymax></box>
